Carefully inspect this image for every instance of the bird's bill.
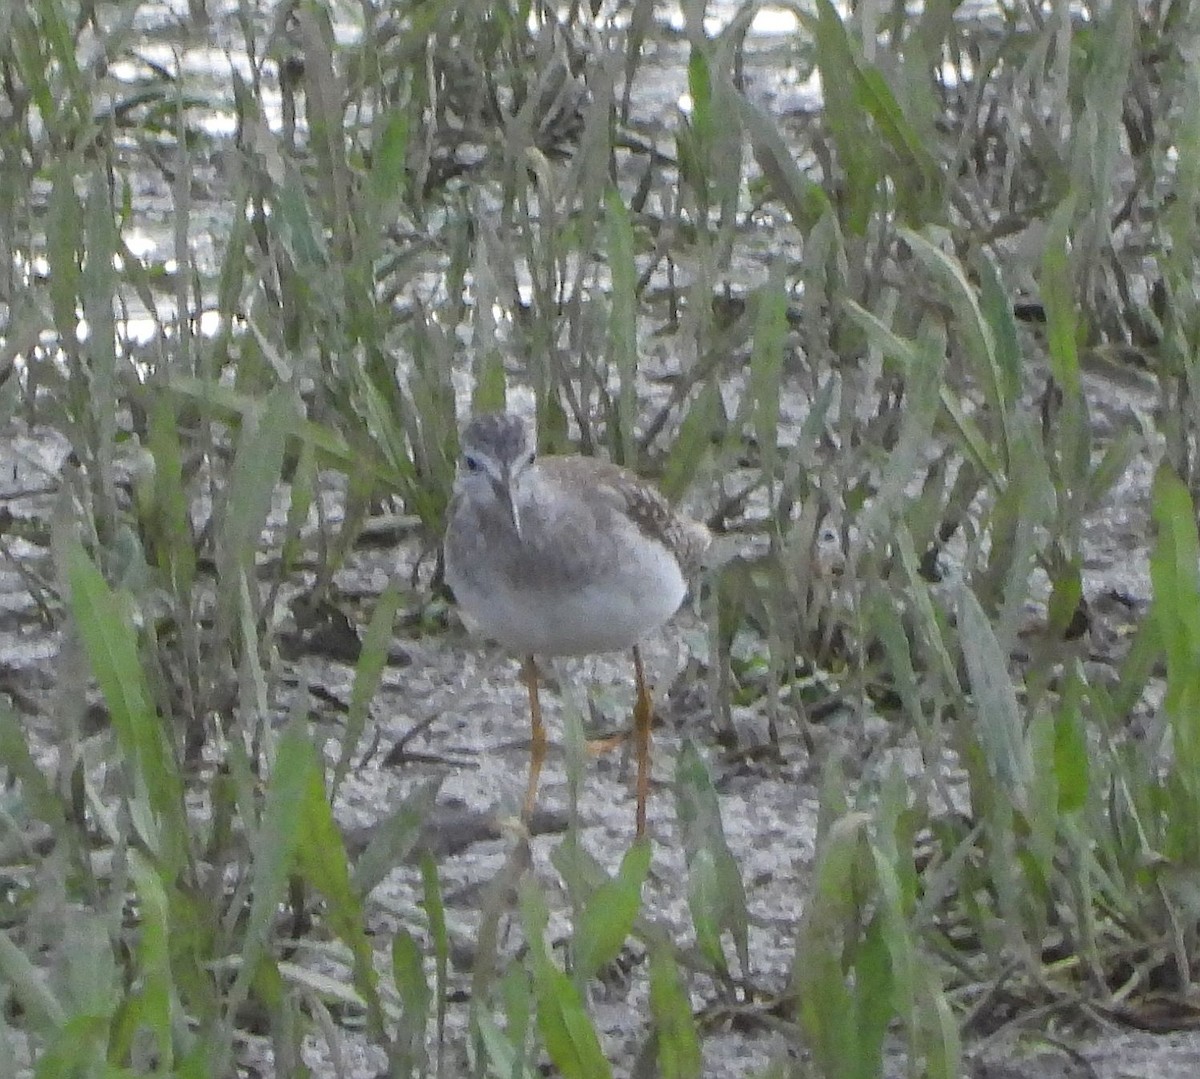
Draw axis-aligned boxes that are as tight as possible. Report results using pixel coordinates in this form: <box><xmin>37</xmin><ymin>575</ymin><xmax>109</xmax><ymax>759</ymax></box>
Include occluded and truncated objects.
<box><xmin>495</xmin><ymin>477</ymin><xmax>522</xmax><ymax>539</ymax></box>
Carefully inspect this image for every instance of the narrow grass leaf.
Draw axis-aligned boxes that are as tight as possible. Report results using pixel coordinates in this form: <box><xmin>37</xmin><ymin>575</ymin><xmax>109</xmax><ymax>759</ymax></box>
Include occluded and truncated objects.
<box><xmin>606</xmin><ymin>188</ymin><xmax>638</xmax><ymax>466</ymax></box>
<box><xmin>572</xmin><ymin>838</ymin><xmax>651</xmax><ymax>984</ymax></box>
<box><xmin>354</xmin><ymin>359</ymin><xmax>422</xmax><ymax>495</ymax></box>
<box><xmin>158</xmin><ymin>375</ymin><xmax>394</xmax><ymax>485</ymax></box>
<box><xmin>902</xmin><ymin>229</ymin><xmax>1016</xmax><ymax>468</ymax></box>
<box><xmin>11</xmin><ymin>16</ymin><xmax>55</xmax><ymax>140</ymax></box>
<box><xmin>750</xmin><ymin>260</ymin><xmax>788</xmax><ymax>486</ymax></box>
<box><xmin>46</xmin><ymin>160</ymin><xmax>82</xmax><ymax>355</ymax></box>
<box><xmin>83</xmin><ymin>166</ymin><xmax>119</xmax><ymax>463</ymax></box>
<box><xmin>290</xmin><ymin>736</ymin><xmax>385</xmax><ymax>1035</ymax></box>
<box><xmin>851</xmin><ymin>64</ymin><xmax>942</xmax><ymax>222</ymax></box>
<box><xmin>955</xmin><ymin>581</ymin><xmax>1032</xmax><ymax>811</ymax></box>
<box><xmin>120</xmin><ymin>849</ymin><xmax>173</xmax><ymax>1069</ymax></box>
<box><xmin>894</xmin><ymin>526</ymin><xmax>961</xmax><ymax>691</ymax></box>
<box><xmin>1150</xmin><ymin>466</ymin><xmax>1200</xmax><ymax>775</ymax></box>
<box><xmin>1047</xmin><ymin>562</ymin><xmax>1083</xmax><ymax>640</ymax></box>
<box><xmin>474</xmin><ymin>1006</ymin><xmax>536</xmax><ymax>1079</ymax></box>
<box><xmin>1086</xmin><ymin>428</ymin><xmax>1140</xmax><ymax>512</ymax></box>
<box><xmin>731</xmin><ymin>83</ymin><xmax>830</xmax><ymax>231</ymax></box>
<box><xmin>276</xmin><ymin>165</ymin><xmax>328</xmax><ymax>271</ymax></box>
<box><xmin>420</xmin><ymin>853</ymin><xmax>449</xmax><ymax>1057</ymax></box>
<box><xmin>279</xmin><ymin>434</ymin><xmax>317</xmax><ymax>573</ymax></box>
<box><xmin>1111</xmin><ymin>615</ymin><xmax>1159</xmax><ymax>724</ymax></box>
<box><xmin>57</xmin><ymin>919</ymin><xmax>120</xmax><ymax>1034</ymax></box>
<box><xmin>870</xmin><ymin>593</ymin><xmax>926</xmax><ymax>734</ymax></box>
<box><xmin>918</xmin><ymin>983</ymin><xmax>962</xmax><ymax>1079</ymax></box>
<box><xmin>685</xmin><ymin>849</ymin><xmax>728</xmax><ymax>979</ymax></box>
<box><xmin>353</xmin><ymin>778</ymin><xmax>442</xmax><ymax>897</ymax></box>
<box><xmin>709</xmin><ymin>55</ymin><xmax>747</xmax><ymax>229</ymax></box>
<box><xmin>368</xmin><ymin>108</ymin><xmax>410</xmax><ymax>219</ymax></box>
<box><xmin>391</xmin><ymin>929</ymin><xmax>431</xmax><ymax>1077</ymax></box>
<box><xmin>851</xmin><ymin>917</ymin><xmax>895</xmax><ymax>1076</ymax></box>
<box><xmin>1040</xmin><ymin>198</ymin><xmax>1082</xmax><ymax>396</ymax></box>
<box><xmin>0</xmin><ymin>705</ymin><xmax>65</xmax><ymax>830</ymax></box>
<box><xmin>39</xmin><ymin>0</ymin><xmax>86</xmax><ymax>117</ymax></box>
<box><xmin>680</xmin><ymin>48</ymin><xmax>712</xmax><ymax>211</ymax></box>
<box><xmin>521</xmin><ymin>880</ymin><xmax>613</xmax><ymax>1079</ymax></box>
<box><xmin>687</xmin><ymin>44</ymin><xmax>712</xmax><ymax>142</ymax></box>
<box><xmin>297</xmin><ymin>5</ymin><xmax>350</xmax><ymax>244</ymax></box>
<box><xmin>275</xmin><ymin>960</ymin><xmax>371</xmax><ymax>1007</ymax></box>
<box><xmin>407</xmin><ymin>325</ymin><xmax>459</xmax><ymax>502</ymax></box>
<box><xmin>660</xmin><ymin>381</ymin><xmax>721</xmax><ymax>502</ymax></box>
<box><xmin>500</xmin><ymin>965</ymin><xmax>534</xmax><ymax>1074</ymax></box>
<box><xmin>861</xmin><ymin>335</ymin><xmax>941</xmax><ymax>536</ymax></box>
<box><xmin>621</xmin><ymin>0</ymin><xmax>656</xmax><ymax>119</ymax></box>
<box><xmin>793</xmin><ymin>811</ymin><xmax>873</xmax><ymax>1079</ymax></box>
<box><xmin>216</xmin><ymin>385</ymin><xmax>298</xmax><ymax>631</ymax></box>
<box><xmin>810</xmin><ymin>0</ymin><xmax>879</xmax><ymax>233</ymax></box>
<box><xmin>936</xmin><ymin>387</ymin><xmax>1003</xmax><ymax>489</ymax></box>
<box><xmin>232</xmin><ymin>723</ymin><xmax>310</xmax><ymax>1007</ymax></box>
<box><xmin>842</xmin><ymin>299</ymin><xmax>924</xmax><ymax>371</ymax></box>
<box><xmin>334</xmin><ymin>577</ymin><xmax>404</xmax><ymax>796</ymax></box>
<box><xmin>975</xmin><ymin>249</ymin><xmax>1022</xmax><ymax>406</ymax></box>
<box><xmin>0</xmin><ymin>930</ymin><xmax>65</xmax><ymax>1032</ymax></box>
<box><xmin>674</xmin><ymin>739</ymin><xmax>750</xmax><ymax>979</ymax></box>
<box><xmin>66</xmin><ymin>542</ymin><xmax>184</xmax><ymax>867</ymax></box>
<box><xmin>32</xmin><ymin>1016</ymin><xmax>110</xmax><ymax>1079</ymax></box>
<box><xmin>648</xmin><ymin>938</ymin><xmax>701</xmax><ymax>1079</ymax></box>
<box><xmin>473</xmin><ymin>350</ymin><xmax>508</xmax><ymax>414</ymax></box>
<box><xmin>147</xmin><ymin>394</ymin><xmax>197</xmax><ymax>591</ymax></box>
<box><xmin>847</xmin><ymin>301</ymin><xmax>996</xmax><ymax>488</ymax></box>
<box><xmin>532</xmin><ymin>953</ymin><xmax>612</xmax><ymax>1079</ymax></box>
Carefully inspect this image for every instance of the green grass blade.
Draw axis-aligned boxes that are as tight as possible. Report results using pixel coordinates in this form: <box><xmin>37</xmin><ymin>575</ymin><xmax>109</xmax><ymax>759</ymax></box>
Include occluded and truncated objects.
<box><xmin>146</xmin><ymin>394</ymin><xmax>197</xmax><ymax>591</ymax></box>
<box><xmin>391</xmin><ymin>929</ymin><xmax>431</xmax><ymax>1078</ymax></box>
<box><xmin>532</xmin><ymin>957</ymin><xmax>612</xmax><ymax>1079</ymax></box>
<box><xmin>352</xmin><ymin>778</ymin><xmax>442</xmax><ymax>897</ymax></box>
<box><xmin>290</xmin><ymin>736</ymin><xmax>385</xmax><ymax>1036</ymax></box>
<box><xmin>226</xmin><ymin>726</ymin><xmax>308</xmax><ymax>1022</ymax></box>
<box><xmin>793</xmin><ymin>811</ymin><xmax>875</xmax><ymax>1079</ymax></box>
<box><xmin>116</xmin><ymin>850</ymin><xmax>174</xmax><ymax>1069</ymax></box>
<box><xmin>975</xmin><ymin>249</ymin><xmax>1023</xmax><ymax>407</ymax></box>
<box><xmin>571</xmin><ymin>838</ymin><xmax>651</xmax><ymax>984</ymax></box>
<box><xmin>420</xmin><ymin>853</ymin><xmax>449</xmax><ymax>1062</ymax></box>
<box><xmin>606</xmin><ymin>188</ymin><xmax>638</xmax><ymax>466</ymax></box>
<box><xmin>1041</xmin><ymin>197</ymin><xmax>1082</xmax><ymax>396</ymax></box>
<box><xmin>648</xmin><ymin>937</ymin><xmax>701</xmax><ymax>1079</ymax></box>
<box><xmin>521</xmin><ymin>880</ymin><xmax>613</xmax><ymax>1079</ymax></box>
<box><xmin>1150</xmin><ymin>466</ymin><xmax>1200</xmax><ymax>782</ymax></box>
<box><xmin>955</xmin><ymin>580</ymin><xmax>1033</xmax><ymax>810</ymax></box>
<box><xmin>673</xmin><ymin>739</ymin><xmax>750</xmax><ymax>980</ymax></box>
<box><xmin>901</xmin><ymin>228</ymin><xmax>1016</xmax><ymax>468</ymax></box>
<box><xmin>0</xmin><ymin>930</ymin><xmax>65</xmax><ymax>1033</ymax></box>
<box><xmin>0</xmin><ymin>705</ymin><xmax>65</xmax><ymax>830</ymax></box>
<box><xmin>659</xmin><ymin>381</ymin><xmax>721</xmax><ymax>502</ymax></box>
<box><xmin>66</xmin><ymin>542</ymin><xmax>185</xmax><ymax>869</ymax></box>
<box><xmin>750</xmin><ymin>260</ymin><xmax>788</xmax><ymax>487</ymax></box>
<box><xmin>334</xmin><ymin>577</ymin><xmax>404</xmax><ymax>796</ymax></box>
<box><xmin>82</xmin><ymin>165</ymin><xmax>119</xmax><ymax>479</ymax></box>
<box><xmin>731</xmin><ymin>83</ymin><xmax>830</xmax><ymax>231</ymax></box>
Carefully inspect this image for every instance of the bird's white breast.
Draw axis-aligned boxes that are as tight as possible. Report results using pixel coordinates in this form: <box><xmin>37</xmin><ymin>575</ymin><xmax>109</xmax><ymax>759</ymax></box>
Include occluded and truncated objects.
<box><xmin>447</xmin><ymin>514</ymin><xmax>687</xmax><ymax>656</ymax></box>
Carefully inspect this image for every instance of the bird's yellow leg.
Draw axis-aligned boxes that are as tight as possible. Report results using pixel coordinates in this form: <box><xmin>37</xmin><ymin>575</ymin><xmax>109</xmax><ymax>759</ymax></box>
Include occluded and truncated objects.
<box><xmin>519</xmin><ymin>656</ymin><xmax>547</xmax><ymax>824</ymax></box>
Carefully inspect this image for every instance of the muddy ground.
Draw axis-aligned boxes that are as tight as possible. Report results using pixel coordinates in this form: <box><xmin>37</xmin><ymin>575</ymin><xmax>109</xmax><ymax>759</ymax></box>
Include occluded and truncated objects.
<box><xmin>4</xmin><ymin>363</ymin><xmax>1197</xmax><ymax>1077</ymax></box>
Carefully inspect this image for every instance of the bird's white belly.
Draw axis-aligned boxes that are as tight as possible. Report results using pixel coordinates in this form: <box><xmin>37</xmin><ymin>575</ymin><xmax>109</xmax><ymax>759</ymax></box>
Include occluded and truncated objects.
<box><xmin>450</xmin><ymin>542</ymin><xmax>687</xmax><ymax>656</ymax></box>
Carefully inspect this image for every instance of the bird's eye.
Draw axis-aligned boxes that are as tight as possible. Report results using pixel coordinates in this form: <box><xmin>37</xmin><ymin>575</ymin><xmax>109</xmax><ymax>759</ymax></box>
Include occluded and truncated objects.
<box><xmin>464</xmin><ymin>454</ymin><xmax>481</xmax><ymax>473</ymax></box>
<box><xmin>524</xmin><ymin>451</ymin><xmax>536</xmax><ymax>467</ymax></box>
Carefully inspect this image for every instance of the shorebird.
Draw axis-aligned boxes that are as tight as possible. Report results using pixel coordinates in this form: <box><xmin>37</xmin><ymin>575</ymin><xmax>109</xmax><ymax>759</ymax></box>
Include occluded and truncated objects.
<box><xmin>443</xmin><ymin>412</ymin><xmax>710</xmax><ymax>837</ymax></box>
